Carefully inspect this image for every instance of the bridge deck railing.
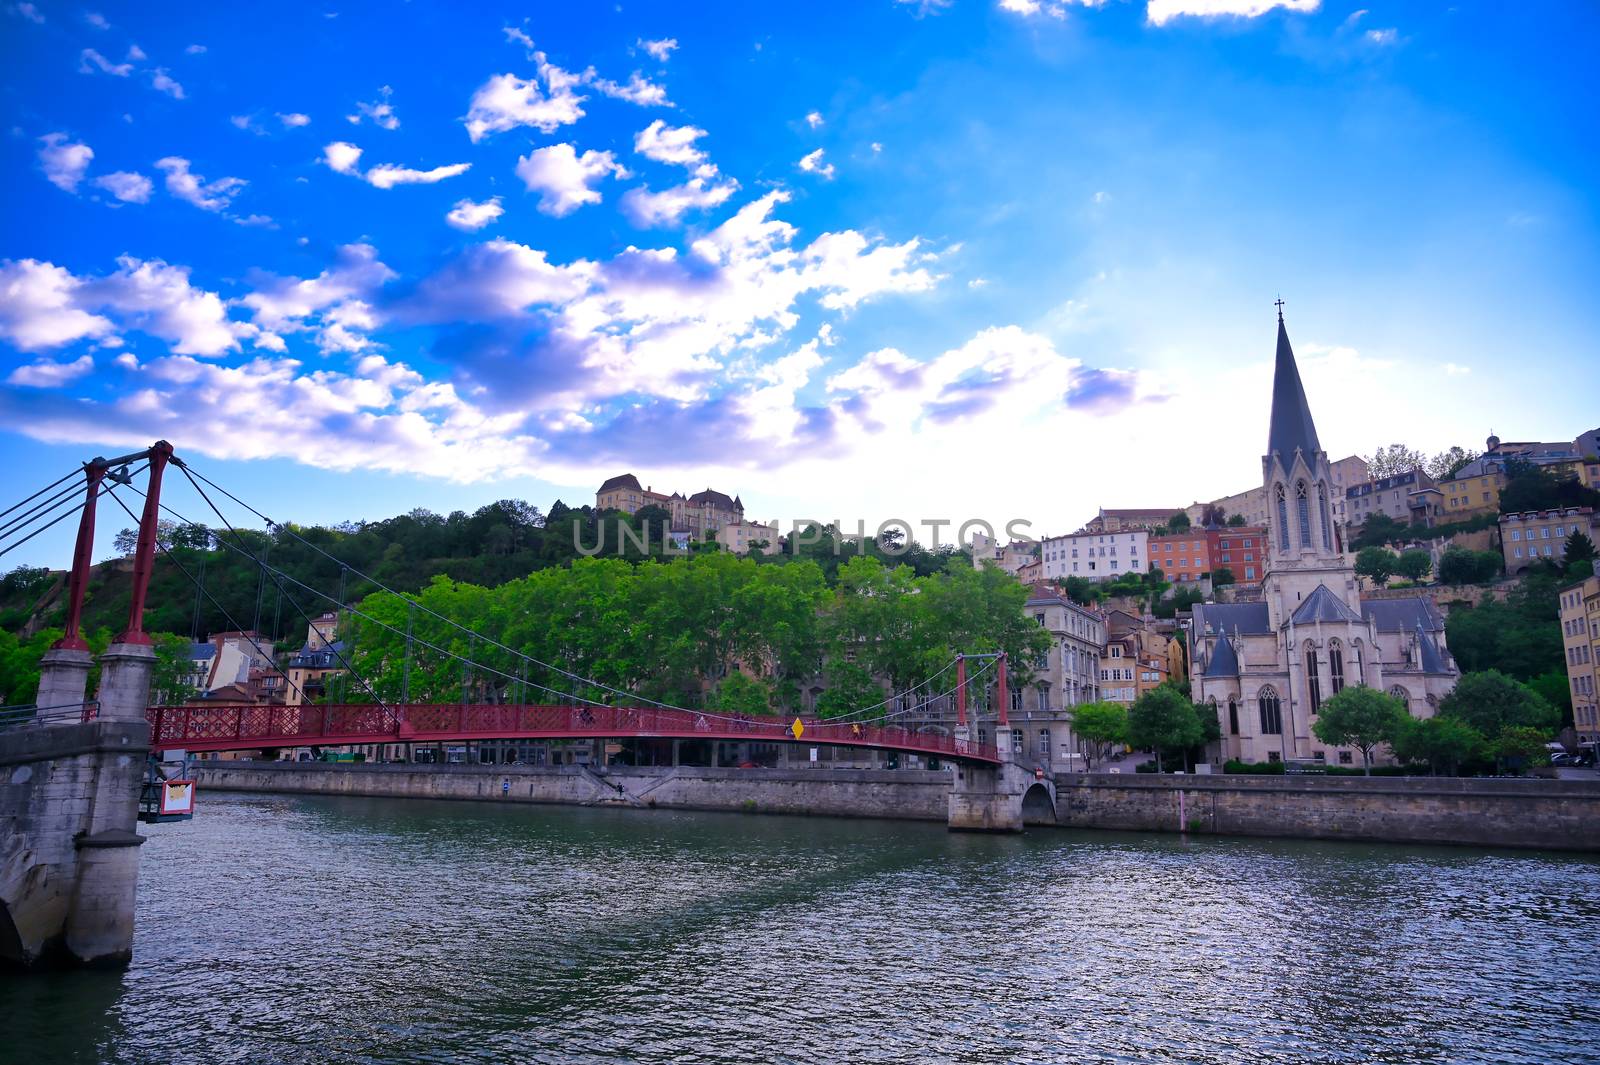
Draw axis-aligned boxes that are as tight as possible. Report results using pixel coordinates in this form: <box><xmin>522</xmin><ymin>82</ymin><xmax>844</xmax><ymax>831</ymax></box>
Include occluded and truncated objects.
<box><xmin>136</xmin><ymin>703</ymin><xmax>1000</xmax><ymax>763</ymax></box>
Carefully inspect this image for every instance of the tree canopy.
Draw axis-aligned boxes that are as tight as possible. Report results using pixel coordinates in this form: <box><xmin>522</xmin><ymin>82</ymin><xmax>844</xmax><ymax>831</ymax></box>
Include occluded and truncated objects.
<box><xmin>1311</xmin><ymin>686</ymin><xmax>1410</xmax><ymax>774</ymax></box>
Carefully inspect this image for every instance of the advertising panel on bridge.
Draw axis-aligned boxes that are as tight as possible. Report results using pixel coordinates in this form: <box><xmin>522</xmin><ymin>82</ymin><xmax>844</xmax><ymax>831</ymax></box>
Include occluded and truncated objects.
<box><xmin>158</xmin><ymin>780</ymin><xmax>196</xmax><ymax>819</ymax></box>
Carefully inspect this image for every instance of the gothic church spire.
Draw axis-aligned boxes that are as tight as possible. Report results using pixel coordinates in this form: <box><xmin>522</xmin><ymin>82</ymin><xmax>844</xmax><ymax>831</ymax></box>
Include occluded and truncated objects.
<box><xmin>1266</xmin><ymin>308</ymin><xmax>1322</xmax><ymax>464</ymax></box>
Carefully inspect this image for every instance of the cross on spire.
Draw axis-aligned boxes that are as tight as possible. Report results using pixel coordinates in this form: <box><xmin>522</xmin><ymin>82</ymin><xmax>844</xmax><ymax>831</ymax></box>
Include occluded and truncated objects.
<box><xmin>1275</xmin><ymin>296</ymin><xmax>1285</xmax><ymax>322</ymax></box>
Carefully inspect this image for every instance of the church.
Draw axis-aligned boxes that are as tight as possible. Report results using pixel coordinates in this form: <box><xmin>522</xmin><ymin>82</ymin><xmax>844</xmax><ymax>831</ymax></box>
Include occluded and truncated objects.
<box><xmin>1189</xmin><ymin>310</ymin><xmax>1460</xmax><ymax>766</ymax></box>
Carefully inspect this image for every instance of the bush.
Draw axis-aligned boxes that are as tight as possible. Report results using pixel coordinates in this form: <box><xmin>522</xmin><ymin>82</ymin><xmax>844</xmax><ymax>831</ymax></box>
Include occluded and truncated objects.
<box><xmin>1223</xmin><ymin>759</ymin><xmax>1285</xmax><ymax>774</ymax></box>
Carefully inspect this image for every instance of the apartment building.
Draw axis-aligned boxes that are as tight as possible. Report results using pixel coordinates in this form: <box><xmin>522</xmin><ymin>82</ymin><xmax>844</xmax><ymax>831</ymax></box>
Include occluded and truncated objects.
<box><xmin>1040</xmin><ymin>528</ymin><xmax>1148</xmax><ymax>582</ymax></box>
<box><xmin>1146</xmin><ymin>526</ymin><xmax>1267</xmax><ymax>584</ymax></box>
<box><xmin>1561</xmin><ymin>576</ymin><xmax>1600</xmax><ymax>744</ymax></box>
<box><xmin>1100</xmin><ymin>610</ymin><xmax>1171</xmax><ymax>707</ymax></box>
<box><xmin>1501</xmin><ymin>507</ymin><xmax>1600</xmax><ymax>575</ymax></box>
<box><xmin>1345</xmin><ymin>469</ymin><xmax>1443</xmax><ymax>528</ymax></box>
<box><xmin>1080</xmin><ymin>508</ymin><xmax>1178</xmax><ymax>534</ymax></box>
<box><xmin>1019</xmin><ymin>585</ymin><xmax>1106</xmax><ymax>768</ymax></box>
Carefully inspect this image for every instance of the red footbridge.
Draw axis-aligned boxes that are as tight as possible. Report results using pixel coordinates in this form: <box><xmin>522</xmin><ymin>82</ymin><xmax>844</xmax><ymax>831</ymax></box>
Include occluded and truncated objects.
<box><xmin>132</xmin><ymin>702</ymin><xmax>1002</xmax><ymax>764</ymax></box>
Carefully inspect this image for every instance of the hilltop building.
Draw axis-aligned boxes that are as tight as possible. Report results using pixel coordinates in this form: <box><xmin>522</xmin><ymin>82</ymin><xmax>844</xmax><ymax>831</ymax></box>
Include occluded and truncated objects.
<box><xmin>1188</xmin><ymin>309</ymin><xmax>1460</xmax><ymax>766</ymax></box>
<box><xmin>1040</xmin><ymin>528</ymin><xmax>1148</xmax><ymax>582</ymax></box>
<box><xmin>1560</xmin><ymin>576</ymin><xmax>1600</xmax><ymax>745</ymax></box>
<box><xmin>596</xmin><ymin>474</ymin><xmax>746</xmax><ymax>541</ymax></box>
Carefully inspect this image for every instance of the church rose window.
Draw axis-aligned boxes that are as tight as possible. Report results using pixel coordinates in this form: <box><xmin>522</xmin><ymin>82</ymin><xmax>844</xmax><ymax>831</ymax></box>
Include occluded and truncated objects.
<box><xmin>1258</xmin><ymin>687</ymin><xmax>1282</xmax><ymax>734</ymax></box>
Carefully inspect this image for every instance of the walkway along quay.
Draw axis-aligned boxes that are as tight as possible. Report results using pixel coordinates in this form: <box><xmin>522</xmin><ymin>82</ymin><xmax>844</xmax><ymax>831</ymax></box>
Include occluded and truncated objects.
<box><xmin>191</xmin><ymin>760</ymin><xmax>1600</xmax><ymax>852</ymax></box>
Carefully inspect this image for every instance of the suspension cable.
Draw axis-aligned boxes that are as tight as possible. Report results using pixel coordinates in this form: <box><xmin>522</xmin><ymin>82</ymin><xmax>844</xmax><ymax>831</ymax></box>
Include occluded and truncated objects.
<box><xmin>0</xmin><ymin>468</ymin><xmax>78</xmax><ymax>524</ymax></box>
<box><xmin>103</xmin><ymin>485</ymin><xmax>313</xmax><ymax>707</ymax></box>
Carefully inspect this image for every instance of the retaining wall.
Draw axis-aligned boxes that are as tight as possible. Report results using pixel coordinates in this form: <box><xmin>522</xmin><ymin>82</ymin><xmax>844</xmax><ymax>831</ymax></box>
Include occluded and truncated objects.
<box><xmin>1052</xmin><ymin>772</ymin><xmax>1600</xmax><ymax>851</ymax></box>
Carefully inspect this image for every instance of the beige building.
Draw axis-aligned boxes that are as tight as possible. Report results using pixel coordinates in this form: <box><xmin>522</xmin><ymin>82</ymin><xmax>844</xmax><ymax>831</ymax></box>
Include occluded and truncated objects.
<box><xmin>1020</xmin><ymin>585</ymin><xmax>1106</xmax><ymax>768</ymax></box>
<box><xmin>285</xmin><ymin>612</ymin><xmax>345</xmax><ymax>707</ymax></box>
<box><xmin>1501</xmin><ymin>507</ymin><xmax>1600</xmax><ymax>575</ymax></box>
<box><xmin>1560</xmin><ymin>576</ymin><xmax>1600</xmax><ymax>744</ymax></box>
<box><xmin>1345</xmin><ymin>469</ymin><xmax>1445</xmax><ymax>529</ymax></box>
<box><xmin>1189</xmin><ymin>311</ymin><xmax>1459</xmax><ymax>767</ymax></box>
<box><xmin>970</xmin><ymin>532</ymin><xmax>1039</xmax><ymax>576</ymax></box>
<box><xmin>1438</xmin><ymin>469</ymin><xmax>1506</xmax><ymax>518</ymax></box>
<box><xmin>1080</xmin><ymin>507</ymin><xmax>1179</xmax><ymax>534</ymax></box>
<box><xmin>1100</xmin><ymin>609</ymin><xmax>1171</xmax><ymax>707</ymax></box>
<box><xmin>716</xmin><ymin>520</ymin><xmax>780</xmax><ymax>556</ymax></box>
<box><xmin>596</xmin><ymin>474</ymin><xmax>746</xmax><ymax>540</ymax></box>
<box><xmin>1195</xmin><ymin>454</ymin><xmax>1366</xmax><ymax>533</ymax></box>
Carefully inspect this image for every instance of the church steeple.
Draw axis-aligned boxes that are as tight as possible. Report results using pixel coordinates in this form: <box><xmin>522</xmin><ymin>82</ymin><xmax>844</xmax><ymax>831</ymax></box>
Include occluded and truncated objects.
<box><xmin>1266</xmin><ymin>307</ymin><xmax>1321</xmax><ymax>465</ymax></box>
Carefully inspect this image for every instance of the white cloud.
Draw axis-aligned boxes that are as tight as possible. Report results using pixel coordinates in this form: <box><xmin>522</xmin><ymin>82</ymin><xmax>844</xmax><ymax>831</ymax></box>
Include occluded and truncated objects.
<box><xmin>365</xmin><ymin>161</ymin><xmax>471</xmax><ymax>189</ymax></box>
<box><xmin>589</xmin><ymin>71</ymin><xmax>671</xmax><ymax>107</ymax></box>
<box><xmin>503</xmin><ymin>25</ymin><xmax>534</xmax><ymax>49</ymax></box>
<box><xmin>322</xmin><ymin>141</ymin><xmax>363</xmax><ymax>175</ymax></box>
<box><xmin>1364</xmin><ymin>27</ymin><xmax>1397</xmax><ymax>44</ymax></box>
<box><xmin>126</xmin><ymin>44</ymin><xmax>146</xmax><ymax>61</ymax></box>
<box><xmin>38</xmin><ymin>133</ymin><xmax>93</xmax><ymax>193</ymax></box>
<box><xmin>1146</xmin><ymin>0</ymin><xmax>1318</xmax><ymax>25</ymax></box>
<box><xmin>347</xmin><ymin>86</ymin><xmax>399</xmax><ymax>129</ymax></box>
<box><xmin>79</xmin><ymin>48</ymin><xmax>132</xmax><ymax>76</ymax></box>
<box><xmin>0</xmin><ymin>260</ymin><xmax>114</xmax><ymax>349</ymax></box>
<box><xmin>516</xmin><ymin>144</ymin><xmax>629</xmax><ymax>217</ymax></box>
<box><xmin>894</xmin><ymin>0</ymin><xmax>953</xmax><ymax>13</ymax></box>
<box><xmin>805</xmin><ymin>110</ymin><xmax>824</xmax><ymax>129</ymax></box>
<box><xmin>1443</xmin><ymin>363</ymin><xmax>1471</xmax><ymax>376</ymax></box>
<box><xmin>8</xmin><ymin>354</ymin><xmax>95</xmax><ymax>388</ymax></box>
<box><xmin>446</xmin><ymin>197</ymin><xmax>505</xmax><ymax>231</ymax></box>
<box><xmin>10</xmin><ymin>3</ymin><xmax>44</xmax><ymax>23</ymax></box>
<box><xmin>463</xmin><ymin>56</ymin><xmax>587</xmax><ymax>142</ymax></box>
<box><xmin>94</xmin><ymin>171</ymin><xmax>154</xmax><ymax>203</ymax></box>
<box><xmin>155</xmin><ymin>157</ymin><xmax>245</xmax><ymax>211</ymax></box>
<box><xmin>633</xmin><ymin>119</ymin><xmax>708</xmax><ymax>168</ymax></box>
<box><xmin>798</xmin><ymin>148</ymin><xmax>836</xmax><ymax>180</ymax></box>
<box><xmin>871</xmin><ymin>142</ymin><xmax>883</xmax><ymax>153</ymax></box>
<box><xmin>151</xmin><ymin>68</ymin><xmax>186</xmax><ymax>99</ymax></box>
<box><xmin>639</xmin><ymin>37</ymin><xmax>678</xmax><ymax>61</ymax></box>
<box><xmin>240</xmin><ymin>243</ymin><xmax>395</xmax><ymax>356</ymax></box>
<box><xmin>87</xmin><ymin>256</ymin><xmax>244</xmax><ymax>355</ymax></box>
<box><xmin>84</xmin><ymin>11</ymin><xmax>109</xmax><ymax>29</ymax></box>
<box><xmin>185</xmin><ymin>43</ymin><xmax>207</xmax><ymax>54</ymax></box>
<box><xmin>278</xmin><ymin>112</ymin><xmax>311</xmax><ymax>127</ymax></box>
<box><xmin>620</xmin><ymin>176</ymin><xmax>737</xmax><ymax>227</ymax></box>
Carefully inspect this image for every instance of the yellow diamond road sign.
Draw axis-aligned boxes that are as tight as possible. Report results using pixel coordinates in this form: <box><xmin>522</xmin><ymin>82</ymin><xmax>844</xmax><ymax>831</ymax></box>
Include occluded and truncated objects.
<box><xmin>791</xmin><ymin>717</ymin><xmax>804</xmax><ymax>739</ymax></box>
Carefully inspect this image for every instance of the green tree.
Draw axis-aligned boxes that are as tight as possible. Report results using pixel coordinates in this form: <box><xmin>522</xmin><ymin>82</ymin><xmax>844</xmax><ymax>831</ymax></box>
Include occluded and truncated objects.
<box><xmin>1437</xmin><ymin>670</ymin><xmax>1559</xmax><ymax>765</ymax></box>
<box><xmin>707</xmin><ymin>672</ymin><xmax>774</xmax><ymax>717</ymax></box>
<box><xmin>1426</xmin><ymin>446</ymin><xmax>1480</xmax><ymax>481</ymax></box>
<box><xmin>1311</xmin><ymin>686</ymin><xmax>1410</xmax><ymax>774</ymax></box>
<box><xmin>1493</xmin><ymin>725</ymin><xmax>1551</xmax><ymax>774</ymax></box>
<box><xmin>814</xmin><ymin>660</ymin><xmax>882</xmax><ymax>720</ymax></box>
<box><xmin>1389</xmin><ymin>715</ymin><xmax>1485</xmax><ymax>776</ymax></box>
<box><xmin>1365</xmin><ymin>443</ymin><xmax>1426</xmax><ymax>479</ymax></box>
<box><xmin>1068</xmin><ymin>700</ymin><xmax>1127</xmax><ymax>769</ymax></box>
<box><xmin>1566</xmin><ymin>531</ymin><xmax>1597</xmax><ymax>566</ymax></box>
<box><xmin>1226</xmin><ymin>514</ymin><xmax>1247</xmax><ymax>527</ymax></box>
<box><xmin>1168</xmin><ymin>512</ymin><xmax>1192</xmax><ymax>533</ymax></box>
<box><xmin>1437</xmin><ymin>547</ymin><xmax>1501</xmax><ymax>585</ymax></box>
<box><xmin>1354</xmin><ymin>547</ymin><xmax>1396</xmax><ymax>586</ymax></box>
<box><xmin>1394</xmin><ymin>549</ymin><xmax>1433</xmax><ymax>583</ymax></box>
<box><xmin>151</xmin><ymin>632</ymin><xmax>200</xmax><ymax>705</ymax></box>
<box><xmin>1127</xmin><ymin>685</ymin><xmax>1203</xmax><ymax>773</ymax></box>
<box><xmin>1211</xmin><ymin>566</ymin><xmax>1236</xmax><ymax>588</ymax></box>
<box><xmin>1350</xmin><ymin>513</ymin><xmax>1409</xmax><ymax>550</ymax></box>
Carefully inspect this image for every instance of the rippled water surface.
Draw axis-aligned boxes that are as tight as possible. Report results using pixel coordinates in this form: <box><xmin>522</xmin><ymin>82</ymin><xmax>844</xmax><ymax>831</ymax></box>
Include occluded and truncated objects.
<box><xmin>8</xmin><ymin>791</ymin><xmax>1600</xmax><ymax>1064</ymax></box>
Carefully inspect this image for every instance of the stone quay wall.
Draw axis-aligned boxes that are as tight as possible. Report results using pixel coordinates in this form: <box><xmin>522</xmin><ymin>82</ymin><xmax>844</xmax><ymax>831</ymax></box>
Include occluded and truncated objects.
<box><xmin>190</xmin><ymin>762</ymin><xmax>1600</xmax><ymax>851</ymax></box>
<box><xmin>191</xmin><ymin>761</ymin><xmax>953</xmax><ymax>821</ymax></box>
<box><xmin>1052</xmin><ymin>773</ymin><xmax>1600</xmax><ymax>851</ymax></box>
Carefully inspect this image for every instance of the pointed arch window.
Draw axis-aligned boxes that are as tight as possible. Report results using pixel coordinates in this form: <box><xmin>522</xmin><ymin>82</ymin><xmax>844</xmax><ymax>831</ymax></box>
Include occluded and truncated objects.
<box><xmin>1258</xmin><ymin>686</ymin><xmax>1282</xmax><ymax>734</ymax></box>
<box><xmin>1329</xmin><ymin>640</ymin><xmax>1345</xmax><ymax>695</ymax></box>
<box><xmin>1388</xmin><ymin>685</ymin><xmax>1409</xmax><ymax>709</ymax></box>
<box><xmin>1296</xmin><ymin>481</ymin><xmax>1312</xmax><ymax>548</ymax></box>
<box><xmin>1228</xmin><ymin>698</ymin><xmax>1239</xmax><ymax>735</ymax></box>
<box><xmin>1318</xmin><ymin>485</ymin><xmax>1333</xmax><ymax>552</ymax></box>
<box><xmin>1305</xmin><ymin>646</ymin><xmax>1322</xmax><ymax>713</ymax></box>
<box><xmin>1276</xmin><ymin>486</ymin><xmax>1290</xmax><ymax>551</ymax></box>
<box><xmin>1353</xmin><ymin>640</ymin><xmax>1365</xmax><ymax>687</ymax></box>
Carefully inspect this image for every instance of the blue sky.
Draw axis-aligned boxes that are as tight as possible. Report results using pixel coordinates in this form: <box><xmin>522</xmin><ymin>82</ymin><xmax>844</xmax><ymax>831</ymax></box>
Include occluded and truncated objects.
<box><xmin>2</xmin><ymin>0</ymin><xmax>1597</xmax><ymax>568</ymax></box>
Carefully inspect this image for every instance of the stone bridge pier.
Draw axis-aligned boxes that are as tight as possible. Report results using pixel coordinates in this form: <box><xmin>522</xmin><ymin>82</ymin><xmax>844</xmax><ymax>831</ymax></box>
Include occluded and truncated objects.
<box><xmin>1</xmin><ymin>644</ymin><xmax>154</xmax><ymax>969</ymax></box>
<box><xmin>947</xmin><ymin>730</ymin><xmax>1057</xmax><ymax>833</ymax></box>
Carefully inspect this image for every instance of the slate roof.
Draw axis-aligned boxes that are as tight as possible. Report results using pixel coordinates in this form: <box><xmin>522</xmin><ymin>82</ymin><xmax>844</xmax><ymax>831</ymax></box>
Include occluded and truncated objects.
<box><xmin>1267</xmin><ymin>316</ymin><xmax>1322</xmax><ymax>463</ymax></box>
<box><xmin>598</xmin><ymin>473</ymin><xmax>641</xmax><ymax>493</ymax></box>
<box><xmin>1203</xmin><ymin>635</ymin><xmax>1241</xmax><ymax>678</ymax></box>
<box><xmin>1416</xmin><ymin>623</ymin><xmax>1450</xmax><ymax>673</ymax></box>
<box><xmin>189</xmin><ymin>641</ymin><xmax>215</xmax><ymax>660</ymax></box>
<box><xmin>288</xmin><ymin>640</ymin><xmax>347</xmax><ymax>669</ymax></box>
<box><xmin>1360</xmin><ymin>597</ymin><xmax>1446</xmax><ymax>633</ymax></box>
<box><xmin>1193</xmin><ymin>601</ymin><xmax>1272</xmax><ymax>636</ymax></box>
<box><xmin>689</xmin><ymin>489</ymin><xmax>737</xmax><ymax>509</ymax></box>
<box><xmin>1289</xmin><ymin>584</ymin><xmax>1365</xmax><ymax>625</ymax></box>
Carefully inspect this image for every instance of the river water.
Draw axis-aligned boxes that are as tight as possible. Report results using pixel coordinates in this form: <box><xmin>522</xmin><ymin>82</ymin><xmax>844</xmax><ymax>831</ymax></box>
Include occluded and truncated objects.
<box><xmin>7</xmin><ymin>791</ymin><xmax>1600</xmax><ymax>1064</ymax></box>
